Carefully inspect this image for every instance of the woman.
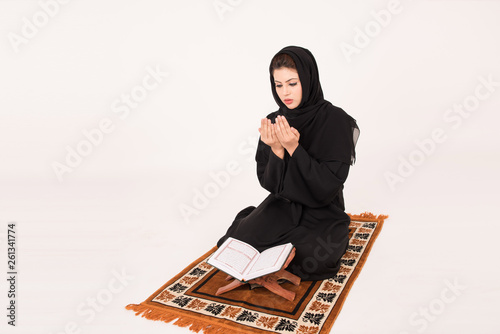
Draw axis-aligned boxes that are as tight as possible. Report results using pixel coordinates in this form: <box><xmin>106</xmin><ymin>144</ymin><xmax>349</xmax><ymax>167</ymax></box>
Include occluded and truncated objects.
<box><xmin>217</xmin><ymin>46</ymin><xmax>360</xmax><ymax>281</ymax></box>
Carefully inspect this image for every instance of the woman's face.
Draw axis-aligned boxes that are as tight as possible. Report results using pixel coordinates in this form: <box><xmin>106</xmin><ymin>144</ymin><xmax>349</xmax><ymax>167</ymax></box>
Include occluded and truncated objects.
<box><xmin>273</xmin><ymin>67</ymin><xmax>302</xmax><ymax>109</ymax></box>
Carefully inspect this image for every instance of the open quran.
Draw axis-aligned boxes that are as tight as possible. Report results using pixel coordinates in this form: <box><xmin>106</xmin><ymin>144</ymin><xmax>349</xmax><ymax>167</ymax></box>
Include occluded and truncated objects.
<box><xmin>208</xmin><ymin>237</ymin><xmax>294</xmax><ymax>282</ymax></box>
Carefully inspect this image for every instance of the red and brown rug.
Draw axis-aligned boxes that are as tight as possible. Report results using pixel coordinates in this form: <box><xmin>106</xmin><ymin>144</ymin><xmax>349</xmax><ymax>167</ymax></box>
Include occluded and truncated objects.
<box><xmin>126</xmin><ymin>212</ymin><xmax>388</xmax><ymax>334</ymax></box>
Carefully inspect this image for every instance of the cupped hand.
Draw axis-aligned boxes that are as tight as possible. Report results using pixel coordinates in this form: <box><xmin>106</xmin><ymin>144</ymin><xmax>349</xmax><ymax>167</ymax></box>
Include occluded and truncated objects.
<box><xmin>274</xmin><ymin>115</ymin><xmax>300</xmax><ymax>156</ymax></box>
<box><xmin>259</xmin><ymin>118</ymin><xmax>284</xmax><ymax>154</ymax></box>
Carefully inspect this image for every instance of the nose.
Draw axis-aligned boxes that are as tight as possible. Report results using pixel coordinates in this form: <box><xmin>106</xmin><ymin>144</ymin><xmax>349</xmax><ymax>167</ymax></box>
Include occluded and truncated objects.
<box><xmin>283</xmin><ymin>86</ymin><xmax>291</xmax><ymax>96</ymax></box>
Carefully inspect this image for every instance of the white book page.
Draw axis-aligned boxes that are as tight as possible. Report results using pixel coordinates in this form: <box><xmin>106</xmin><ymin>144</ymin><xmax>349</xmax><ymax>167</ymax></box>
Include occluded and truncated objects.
<box><xmin>246</xmin><ymin>243</ymin><xmax>293</xmax><ymax>281</ymax></box>
<box><xmin>208</xmin><ymin>238</ymin><xmax>259</xmax><ymax>279</ymax></box>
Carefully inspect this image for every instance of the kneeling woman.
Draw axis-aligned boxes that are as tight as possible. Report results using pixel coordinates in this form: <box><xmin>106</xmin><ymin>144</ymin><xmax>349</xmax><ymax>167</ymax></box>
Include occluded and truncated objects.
<box><xmin>217</xmin><ymin>46</ymin><xmax>360</xmax><ymax>281</ymax></box>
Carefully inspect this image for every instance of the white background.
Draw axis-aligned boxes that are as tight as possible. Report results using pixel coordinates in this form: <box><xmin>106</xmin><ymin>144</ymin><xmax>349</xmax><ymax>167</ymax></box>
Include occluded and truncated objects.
<box><xmin>1</xmin><ymin>0</ymin><xmax>499</xmax><ymax>333</ymax></box>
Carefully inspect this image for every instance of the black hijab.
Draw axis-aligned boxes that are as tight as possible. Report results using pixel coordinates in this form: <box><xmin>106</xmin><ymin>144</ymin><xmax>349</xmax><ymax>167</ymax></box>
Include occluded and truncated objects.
<box><xmin>268</xmin><ymin>46</ymin><xmax>360</xmax><ymax>165</ymax></box>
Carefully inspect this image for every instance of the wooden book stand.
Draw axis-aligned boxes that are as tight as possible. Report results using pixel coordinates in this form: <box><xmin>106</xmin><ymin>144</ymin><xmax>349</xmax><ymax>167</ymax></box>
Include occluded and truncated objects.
<box><xmin>215</xmin><ymin>247</ymin><xmax>301</xmax><ymax>301</ymax></box>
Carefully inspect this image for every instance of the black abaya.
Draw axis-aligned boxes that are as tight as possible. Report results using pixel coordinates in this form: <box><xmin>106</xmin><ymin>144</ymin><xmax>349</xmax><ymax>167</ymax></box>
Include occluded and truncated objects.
<box><xmin>216</xmin><ymin>46</ymin><xmax>359</xmax><ymax>281</ymax></box>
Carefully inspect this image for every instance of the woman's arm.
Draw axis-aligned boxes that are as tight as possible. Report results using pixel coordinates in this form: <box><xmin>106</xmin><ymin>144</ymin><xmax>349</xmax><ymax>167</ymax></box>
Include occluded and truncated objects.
<box><xmin>255</xmin><ymin>116</ymin><xmax>288</xmax><ymax>193</ymax></box>
<box><xmin>255</xmin><ymin>137</ymin><xmax>287</xmax><ymax>194</ymax></box>
<box><xmin>270</xmin><ymin>115</ymin><xmax>350</xmax><ymax>208</ymax></box>
<box><xmin>278</xmin><ymin>144</ymin><xmax>350</xmax><ymax>208</ymax></box>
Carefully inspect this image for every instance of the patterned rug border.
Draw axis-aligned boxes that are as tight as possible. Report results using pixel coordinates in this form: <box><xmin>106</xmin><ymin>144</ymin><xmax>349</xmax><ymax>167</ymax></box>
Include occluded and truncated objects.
<box><xmin>126</xmin><ymin>212</ymin><xmax>388</xmax><ymax>334</ymax></box>
<box><xmin>322</xmin><ymin>212</ymin><xmax>388</xmax><ymax>332</ymax></box>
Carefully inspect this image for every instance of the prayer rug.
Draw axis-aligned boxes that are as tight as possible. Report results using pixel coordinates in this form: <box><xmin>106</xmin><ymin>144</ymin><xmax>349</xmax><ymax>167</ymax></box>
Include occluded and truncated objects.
<box><xmin>125</xmin><ymin>212</ymin><xmax>388</xmax><ymax>334</ymax></box>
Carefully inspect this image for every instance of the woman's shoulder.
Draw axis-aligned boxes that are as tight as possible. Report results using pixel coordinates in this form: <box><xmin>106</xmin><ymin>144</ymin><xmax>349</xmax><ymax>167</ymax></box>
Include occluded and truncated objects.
<box><xmin>321</xmin><ymin>101</ymin><xmax>347</xmax><ymax>116</ymax></box>
<box><xmin>320</xmin><ymin>102</ymin><xmax>351</xmax><ymax>122</ymax></box>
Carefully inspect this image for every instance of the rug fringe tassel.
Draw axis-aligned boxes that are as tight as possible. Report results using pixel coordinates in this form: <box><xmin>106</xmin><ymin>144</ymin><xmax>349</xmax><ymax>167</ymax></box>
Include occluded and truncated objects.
<box><xmin>126</xmin><ymin>303</ymin><xmax>234</xmax><ymax>334</ymax></box>
<box><xmin>348</xmin><ymin>211</ymin><xmax>389</xmax><ymax>221</ymax></box>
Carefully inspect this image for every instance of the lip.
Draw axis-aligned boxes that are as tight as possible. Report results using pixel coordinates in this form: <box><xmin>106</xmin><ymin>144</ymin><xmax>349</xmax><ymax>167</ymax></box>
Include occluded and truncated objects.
<box><xmin>284</xmin><ymin>99</ymin><xmax>293</xmax><ymax>105</ymax></box>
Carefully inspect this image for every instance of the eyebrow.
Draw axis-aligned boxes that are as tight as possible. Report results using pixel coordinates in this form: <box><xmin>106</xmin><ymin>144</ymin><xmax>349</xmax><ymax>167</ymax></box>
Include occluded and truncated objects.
<box><xmin>274</xmin><ymin>78</ymin><xmax>298</xmax><ymax>83</ymax></box>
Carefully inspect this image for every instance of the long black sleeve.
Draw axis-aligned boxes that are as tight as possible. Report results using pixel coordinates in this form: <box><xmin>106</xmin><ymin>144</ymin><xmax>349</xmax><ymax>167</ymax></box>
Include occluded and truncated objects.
<box><xmin>277</xmin><ymin>144</ymin><xmax>350</xmax><ymax>208</ymax></box>
<box><xmin>255</xmin><ymin>137</ymin><xmax>286</xmax><ymax>194</ymax></box>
